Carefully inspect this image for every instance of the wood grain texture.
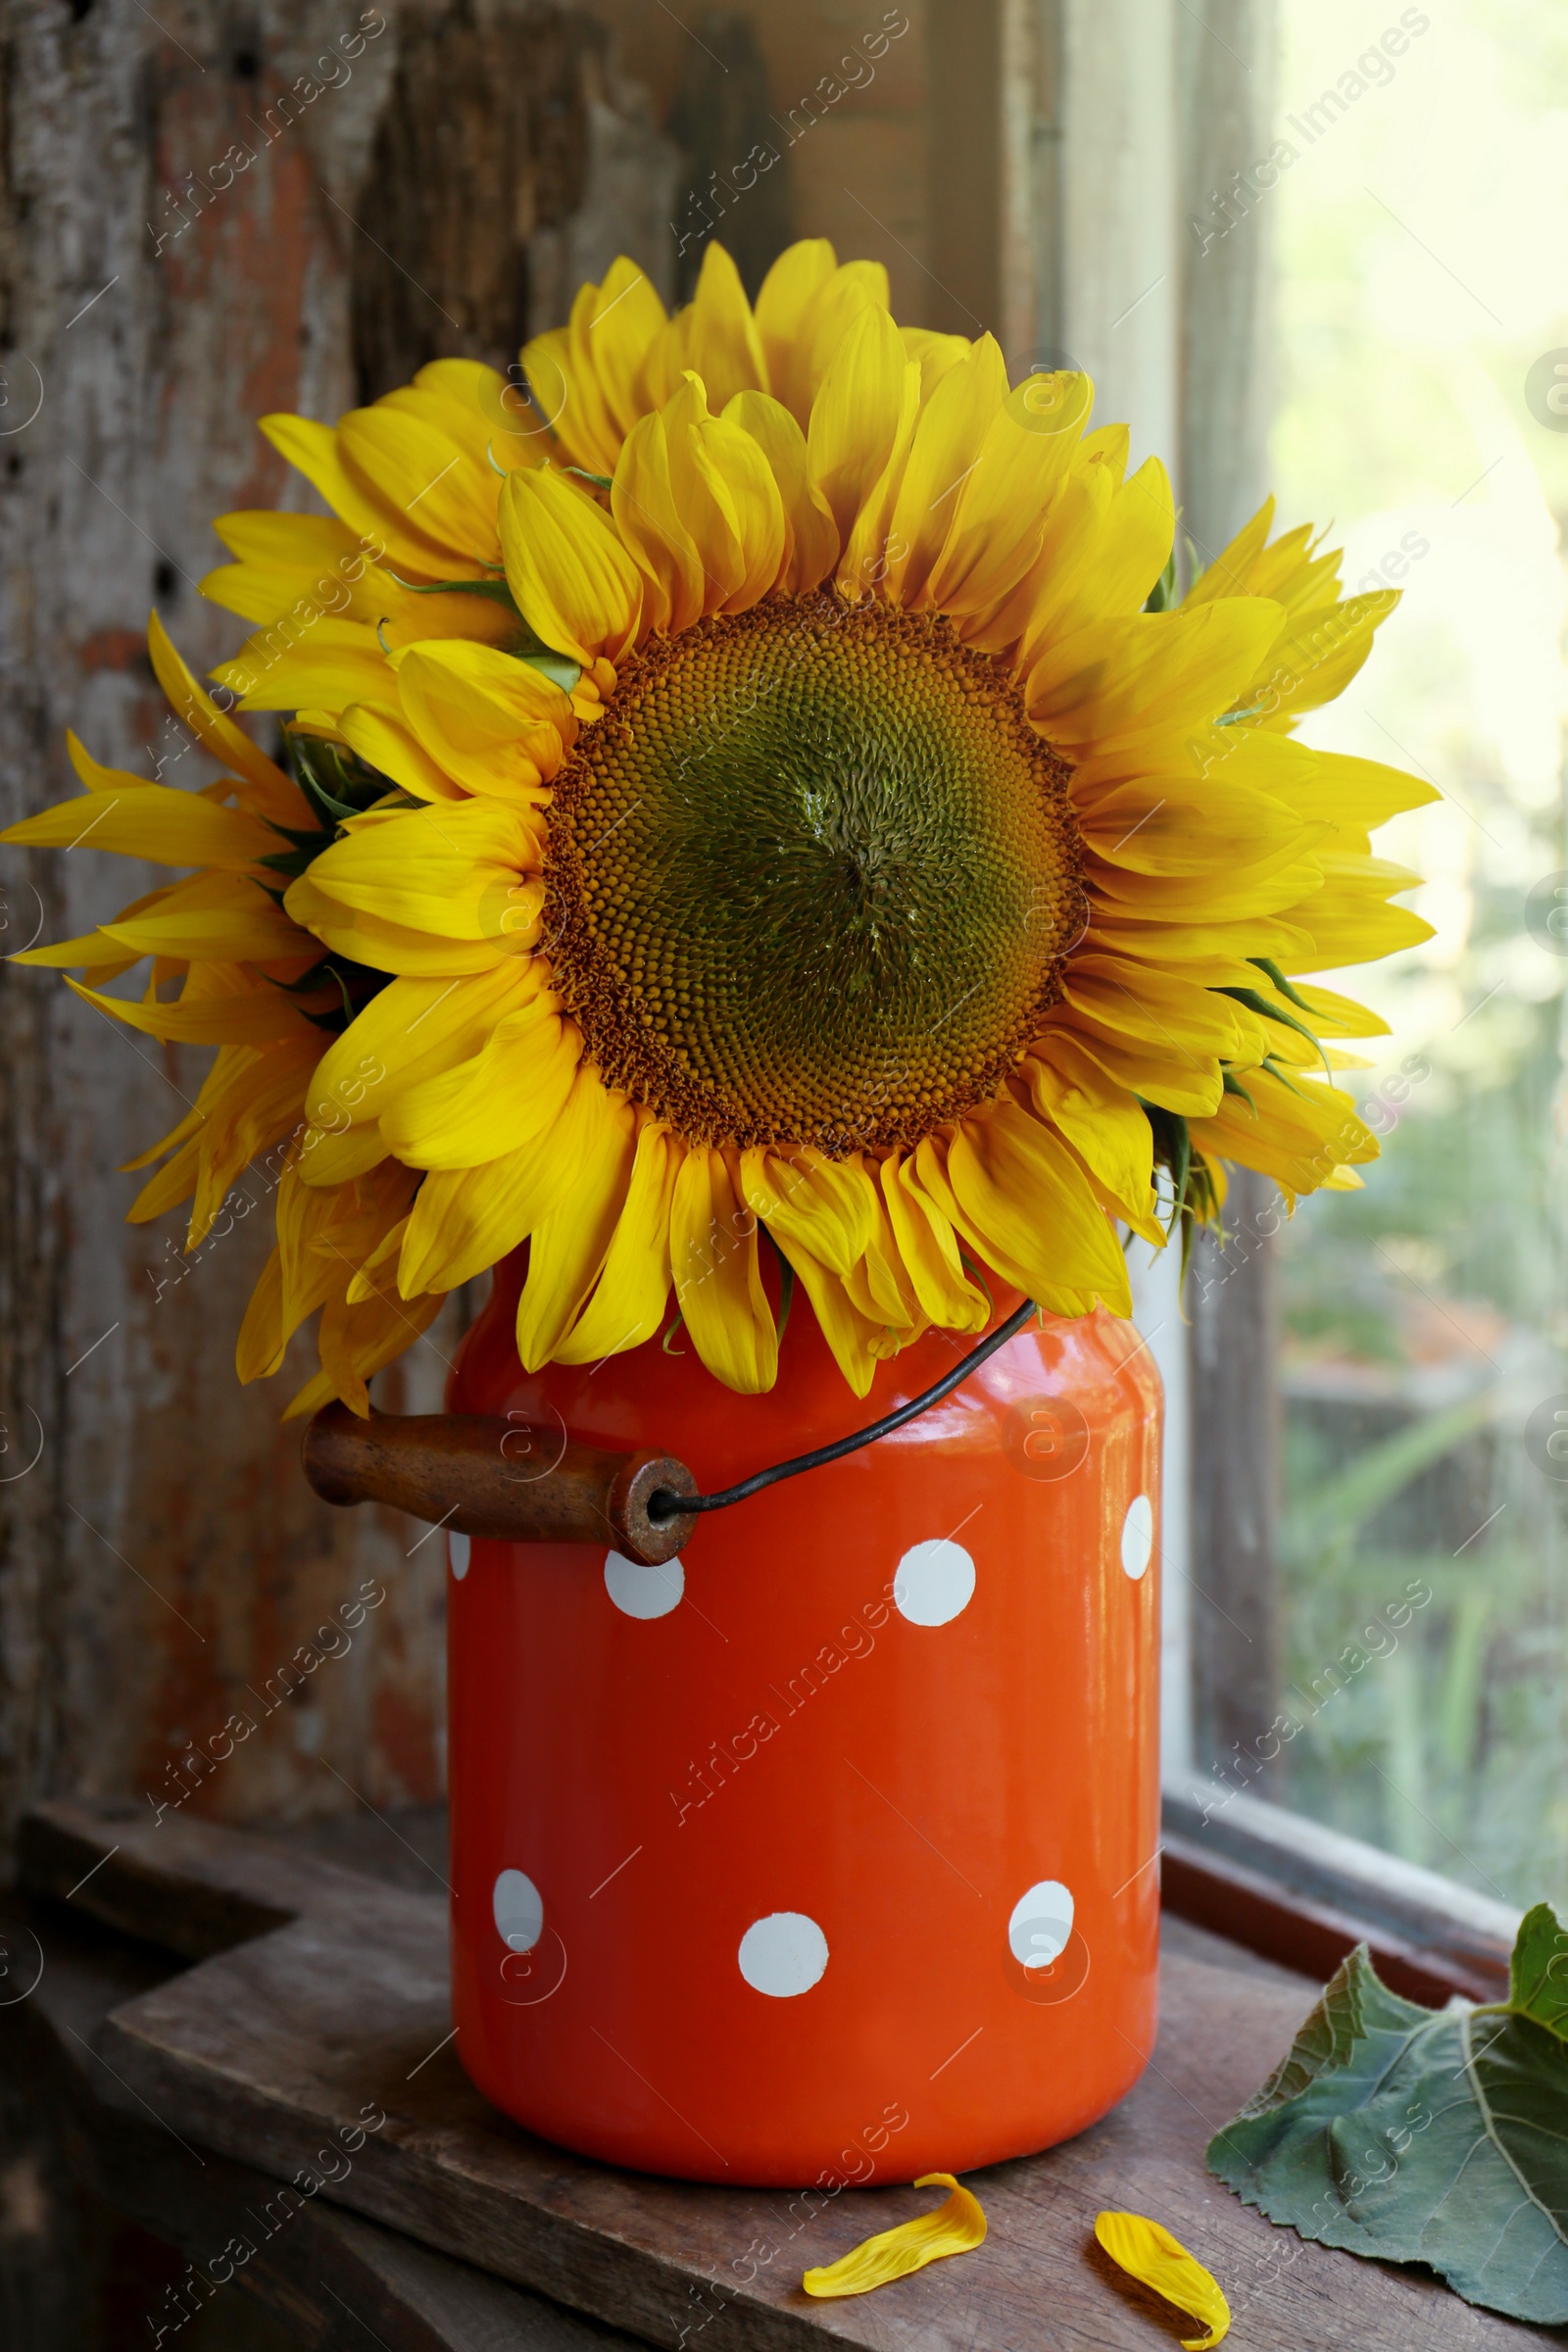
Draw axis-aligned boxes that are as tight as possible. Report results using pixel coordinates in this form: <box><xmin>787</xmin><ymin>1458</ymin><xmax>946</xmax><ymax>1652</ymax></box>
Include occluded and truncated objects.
<box><xmin>21</xmin><ymin>1801</ymin><xmax>1554</xmax><ymax>2351</ymax></box>
<box><xmin>0</xmin><ymin>0</ymin><xmax>676</xmax><ymax>1866</ymax></box>
<box><xmin>302</xmin><ymin>1403</ymin><xmax>698</xmax><ymax>1566</ymax></box>
<box><xmin>2</xmin><ymin>1885</ymin><xmax>637</xmax><ymax>2350</ymax></box>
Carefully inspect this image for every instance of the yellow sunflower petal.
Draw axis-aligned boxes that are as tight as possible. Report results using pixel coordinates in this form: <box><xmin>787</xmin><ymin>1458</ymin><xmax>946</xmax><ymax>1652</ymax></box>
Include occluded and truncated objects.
<box><xmin>514</xmin><ymin>1097</ymin><xmax>639</xmax><ymax>1369</ymax></box>
<box><xmin>764</xmin><ymin>1228</ymin><xmax>881</xmax><ymax>1398</ymax></box>
<box><xmin>380</xmin><ymin>1005</ymin><xmax>578</xmax><ymax>1170</ymax></box>
<box><xmin>217</xmin><ymin>619</ymin><xmax>395</xmax><ymax>715</ymax></box>
<box><xmin>881</xmin><ymin>334</ymin><xmax>1010</xmax><ymax>606</ymax></box>
<box><xmin>755</xmin><ymin>237</ymin><xmax>837</xmax><ymax>421</ymax></box>
<box><xmin>236</xmin><ymin>1245</ymin><xmax>286</xmax><ymax>1382</ymax></box>
<box><xmin>1028</xmin><ymin>601</ymin><xmax>1283</xmax><ymax>746</ymax></box>
<box><xmin>740</xmin><ymin>1148</ymin><xmax>877</xmax><ymax>1278</ymax></box>
<box><xmin>671</xmin><ymin>240</ymin><xmax>768</xmax><ymax>412</ymax></box>
<box><xmin>145</xmin><ymin>613</ymin><xmax>306</xmax><ymax>825</ymax></box>
<box><xmin>556</xmin><ymin>1119</ymin><xmax>686</xmax><ymax>1364</ymax></box>
<box><xmin>802</xmin><ymin>2174</ymin><xmax>986</xmax><ymax>2299</ymax></box>
<box><xmin>499</xmin><ymin>466</ymin><xmax>643</xmax><ymax>665</ymax></box>
<box><xmin>308</xmin><ymin>961</ymin><xmax>543</xmax><ymax>1132</ymax></box>
<box><xmin>99</xmin><ymin>870</ymin><xmax>308</xmax><ymax>962</ymax></box>
<box><xmin>391</xmin><ymin>639</ymin><xmax>571</xmax><ymax>798</ymax></box>
<box><xmin>335</xmin><ymin>406</ymin><xmax>499</xmax><ymax>573</ymax></box>
<box><xmin>807</xmin><ymin>298</ymin><xmax>910</xmax><ymax>545</ymax></box>
<box><xmin>612</xmin><ymin>409</ymin><xmax>706</xmax><ymax>635</ymax></box>
<box><xmin>335</xmin><ymin>702</ymin><xmax>463</xmax><ymax>802</ymax></box>
<box><xmin>1022</xmin><ymin>1035</ymin><xmax>1157</xmax><ymax>1226</ymax></box>
<box><xmin>1077</xmin><ymin>777</ymin><xmax>1309</xmax><ymax>877</ymax></box>
<box><xmin>261</xmin><ymin>412</ymin><xmax>425</xmax><ymax>570</ymax></box>
<box><xmin>723</xmin><ymin>390</ymin><xmax>839</xmax><ymax>594</ymax></box>
<box><xmin>580</xmin><ymin>258</ymin><xmax>670</xmax><ymax>441</ymax></box>
<box><xmin>669</xmin><ymin>1147</ymin><xmax>777</xmax><ymax>1394</ymax></box>
<box><xmin>1093</xmin><ymin>2212</ymin><xmax>1229</xmax><ymax>2350</ymax></box>
<box><xmin>1242</xmin><ymin>590</ymin><xmax>1396</xmax><ymax>727</ymax></box>
<box><xmin>661</xmin><ymin>374</ymin><xmax>787</xmax><ymax>613</ymax></box>
<box><xmin>941</xmin><ymin>1104</ymin><xmax>1132</xmax><ymax>1313</ymax></box>
<box><xmin>66</xmin><ymin>972</ymin><xmax>311</xmax><ymax>1046</ymax></box>
<box><xmin>317</xmin><ymin>1277</ymin><xmax>445</xmax><ymax>1418</ymax></box>
<box><xmin>881</xmin><ymin>1153</ymin><xmax>990</xmax><ymax>1331</ymax></box>
<box><xmin>1</xmin><ymin>774</ymin><xmax>278</xmax><ymax>869</ymax></box>
<box><xmin>923</xmin><ymin>371</ymin><xmax>1095</xmax><ymax>621</ymax></box>
<box><xmin>283</xmin><ymin>871</ymin><xmax>531</xmax><ymax>976</ymax></box>
<box><xmin>290</xmin><ymin>798</ymin><xmax>542</xmax><ymax>945</ymax></box>
<box><xmin>399</xmin><ymin>1063</ymin><xmax>614</xmax><ymax>1297</ymax></box>
<box><xmin>902</xmin><ymin>326</ymin><xmax>972</xmax><ymax>402</ymax></box>
<box><xmin>797</xmin><ymin>260</ymin><xmax>892</xmax><ymax>419</ymax></box>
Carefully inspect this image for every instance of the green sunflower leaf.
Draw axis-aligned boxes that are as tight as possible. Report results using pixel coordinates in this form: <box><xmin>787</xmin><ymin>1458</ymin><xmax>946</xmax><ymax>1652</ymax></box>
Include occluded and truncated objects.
<box><xmin>1509</xmin><ymin>1902</ymin><xmax>1568</xmax><ymax>2042</ymax></box>
<box><xmin>1207</xmin><ymin>1907</ymin><xmax>1568</xmax><ymax>2326</ymax></box>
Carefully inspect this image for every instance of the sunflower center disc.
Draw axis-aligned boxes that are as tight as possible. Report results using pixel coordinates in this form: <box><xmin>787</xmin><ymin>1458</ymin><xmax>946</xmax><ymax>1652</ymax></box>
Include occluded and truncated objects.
<box><xmin>544</xmin><ymin>596</ymin><xmax>1082</xmax><ymax>1153</ymax></box>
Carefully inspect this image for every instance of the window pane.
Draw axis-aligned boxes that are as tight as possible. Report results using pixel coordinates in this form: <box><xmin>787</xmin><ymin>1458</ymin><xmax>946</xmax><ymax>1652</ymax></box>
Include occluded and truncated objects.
<box><xmin>1269</xmin><ymin>0</ymin><xmax>1568</xmax><ymax>1909</ymax></box>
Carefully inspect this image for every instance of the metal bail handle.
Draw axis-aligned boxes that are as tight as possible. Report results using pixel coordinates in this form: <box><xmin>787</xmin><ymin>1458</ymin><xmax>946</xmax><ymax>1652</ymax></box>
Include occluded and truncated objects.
<box><xmin>301</xmin><ymin>1402</ymin><xmax>698</xmax><ymax>1568</ymax></box>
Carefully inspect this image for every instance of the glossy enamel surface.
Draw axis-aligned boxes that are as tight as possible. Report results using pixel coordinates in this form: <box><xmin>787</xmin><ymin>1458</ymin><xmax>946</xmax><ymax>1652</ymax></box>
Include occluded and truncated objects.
<box><xmin>447</xmin><ymin>1253</ymin><xmax>1161</xmax><ymax>2184</ymax></box>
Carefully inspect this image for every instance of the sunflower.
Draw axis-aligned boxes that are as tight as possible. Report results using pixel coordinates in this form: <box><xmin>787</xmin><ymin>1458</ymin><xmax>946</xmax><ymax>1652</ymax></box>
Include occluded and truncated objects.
<box><xmin>6</xmin><ymin>238</ymin><xmax>1434</xmax><ymax>1410</ymax></box>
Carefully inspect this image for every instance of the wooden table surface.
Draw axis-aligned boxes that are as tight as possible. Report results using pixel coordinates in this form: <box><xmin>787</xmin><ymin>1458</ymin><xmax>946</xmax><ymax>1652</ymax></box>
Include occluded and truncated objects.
<box><xmin>10</xmin><ymin>1799</ymin><xmax>1562</xmax><ymax>2351</ymax></box>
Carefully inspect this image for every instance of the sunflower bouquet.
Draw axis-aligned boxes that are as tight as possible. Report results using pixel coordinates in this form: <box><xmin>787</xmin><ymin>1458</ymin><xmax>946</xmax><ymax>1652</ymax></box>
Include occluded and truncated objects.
<box><xmin>5</xmin><ymin>240</ymin><xmax>1432</xmax><ymax>1414</ymax></box>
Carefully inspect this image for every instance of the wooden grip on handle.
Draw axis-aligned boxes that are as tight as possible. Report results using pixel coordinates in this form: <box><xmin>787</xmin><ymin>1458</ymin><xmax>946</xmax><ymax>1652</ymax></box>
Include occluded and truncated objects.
<box><xmin>302</xmin><ymin>1403</ymin><xmax>698</xmax><ymax>1567</ymax></box>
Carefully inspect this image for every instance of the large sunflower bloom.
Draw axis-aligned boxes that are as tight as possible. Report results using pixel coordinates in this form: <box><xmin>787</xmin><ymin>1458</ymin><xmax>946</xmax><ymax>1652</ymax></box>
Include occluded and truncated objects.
<box><xmin>7</xmin><ymin>239</ymin><xmax>1434</xmax><ymax>1410</ymax></box>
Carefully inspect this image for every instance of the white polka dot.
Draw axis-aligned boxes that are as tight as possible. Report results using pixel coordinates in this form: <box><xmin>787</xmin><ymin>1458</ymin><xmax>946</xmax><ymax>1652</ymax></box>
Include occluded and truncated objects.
<box><xmin>1120</xmin><ymin>1494</ymin><xmax>1153</xmax><ymax>1581</ymax></box>
<box><xmin>493</xmin><ymin>1868</ymin><xmax>544</xmax><ymax>1953</ymax></box>
<box><xmin>449</xmin><ymin>1532</ymin><xmax>470</xmax><ymax>1580</ymax></box>
<box><xmin>894</xmin><ymin>1538</ymin><xmax>975</xmax><ymax>1627</ymax></box>
<box><xmin>604</xmin><ymin>1550</ymin><xmax>684</xmax><ymax>1619</ymax></box>
<box><xmin>1008</xmin><ymin>1880</ymin><xmax>1074</xmax><ymax>1969</ymax></box>
<box><xmin>738</xmin><ymin>1912</ymin><xmax>828</xmax><ymax>1998</ymax></box>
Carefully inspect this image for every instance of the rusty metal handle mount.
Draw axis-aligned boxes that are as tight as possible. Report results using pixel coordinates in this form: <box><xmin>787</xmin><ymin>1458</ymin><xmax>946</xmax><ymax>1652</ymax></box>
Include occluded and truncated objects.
<box><xmin>302</xmin><ymin>1403</ymin><xmax>698</xmax><ymax>1568</ymax></box>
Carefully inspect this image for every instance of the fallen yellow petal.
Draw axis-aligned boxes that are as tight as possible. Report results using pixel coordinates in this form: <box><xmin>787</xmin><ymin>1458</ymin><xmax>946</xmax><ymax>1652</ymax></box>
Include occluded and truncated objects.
<box><xmin>801</xmin><ymin>2175</ymin><xmax>986</xmax><ymax>2300</ymax></box>
<box><xmin>1094</xmin><ymin>2211</ymin><xmax>1230</xmax><ymax>2349</ymax></box>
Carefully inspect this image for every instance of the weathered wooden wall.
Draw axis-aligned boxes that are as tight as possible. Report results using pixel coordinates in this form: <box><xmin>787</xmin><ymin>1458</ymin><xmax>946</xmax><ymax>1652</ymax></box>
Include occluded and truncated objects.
<box><xmin>0</xmin><ymin>0</ymin><xmax>681</xmax><ymax>1860</ymax></box>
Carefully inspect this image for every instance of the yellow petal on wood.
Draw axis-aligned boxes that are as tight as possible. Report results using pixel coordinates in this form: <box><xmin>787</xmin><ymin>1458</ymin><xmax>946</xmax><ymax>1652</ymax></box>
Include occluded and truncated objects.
<box><xmin>802</xmin><ymin>2174</ymin><xmax>986</xmax><ymax>2299</ymax></box>
<box><xmin>1093</xmin><ymin>2211</ymin><xmax>1230</xmax><ymax>2350</ymax></box>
